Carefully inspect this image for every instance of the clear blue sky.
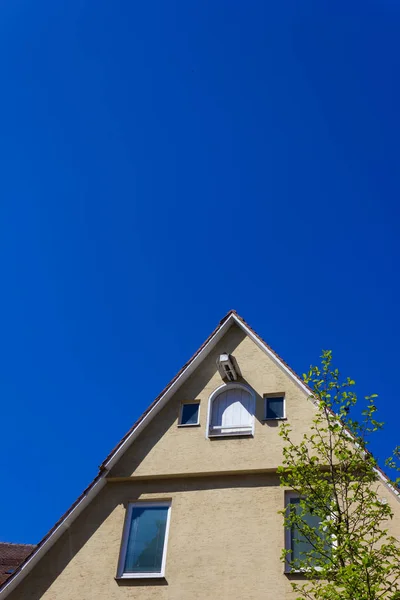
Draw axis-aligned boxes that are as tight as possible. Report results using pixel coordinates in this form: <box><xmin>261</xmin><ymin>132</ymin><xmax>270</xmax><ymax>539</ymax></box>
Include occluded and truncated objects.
<box><xmin>0</xmin><ymin>0</ymin><xmax>399</xmax><ymax>543</ymax></box>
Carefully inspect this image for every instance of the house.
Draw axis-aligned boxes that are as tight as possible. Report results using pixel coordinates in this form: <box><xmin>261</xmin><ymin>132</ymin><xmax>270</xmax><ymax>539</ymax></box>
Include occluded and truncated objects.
<box><xmin>1</xmin><ymin>310</ymin><xmax>398</xmax><ymax>599</ymax></box>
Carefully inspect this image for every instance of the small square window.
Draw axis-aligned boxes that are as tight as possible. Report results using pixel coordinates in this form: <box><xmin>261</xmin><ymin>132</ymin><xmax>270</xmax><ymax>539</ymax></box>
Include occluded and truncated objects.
<box><xmin>179</xmin><ymin>402</ymin><xmax>200</xmax><ymax>426</ymax></box>
<box><xmin>265</xmin><ymin>395</ymin><xmax>285</xmax><ymax>419</ymax></box>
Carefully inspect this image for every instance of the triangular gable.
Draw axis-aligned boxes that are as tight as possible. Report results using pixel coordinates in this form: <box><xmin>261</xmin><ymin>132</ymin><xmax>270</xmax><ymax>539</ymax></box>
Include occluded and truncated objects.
<box><xmin>0</xmin><ymin>310</ymin><xmax>397</xmax><ymax>598</ymax></box>
<box><xmin>100</xmin><ymin>310</ymin><xmax>313</xmax><ymax>473</ymax></box>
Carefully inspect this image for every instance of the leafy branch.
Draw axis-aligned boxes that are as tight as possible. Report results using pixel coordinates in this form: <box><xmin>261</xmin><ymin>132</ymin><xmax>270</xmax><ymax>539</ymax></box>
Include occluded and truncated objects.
<box><xmin>278</xmin><ymin>350</ymin><xmax>400</xmax><ymax>600</ymax></box>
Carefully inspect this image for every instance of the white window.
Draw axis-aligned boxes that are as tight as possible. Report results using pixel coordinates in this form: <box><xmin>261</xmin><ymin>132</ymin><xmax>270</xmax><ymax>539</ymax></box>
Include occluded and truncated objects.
<box><xmin>178</xmin><ymin>402</ymin><xmax>200</xmax><ymax>426</ymax></box>
<box><xmin>207</xmin><ymin>383</ymin><xmax>255</xmax><ymax>437</ymax></box>
<box><xmin>284</xmin><ymin>493</ymin><xmax>331</xmax><ymax>572</ymax></box>
<box><xmin>117</xmin><ymin>502</ymin><xmax>171</xmax><ymax>579</ymax></box>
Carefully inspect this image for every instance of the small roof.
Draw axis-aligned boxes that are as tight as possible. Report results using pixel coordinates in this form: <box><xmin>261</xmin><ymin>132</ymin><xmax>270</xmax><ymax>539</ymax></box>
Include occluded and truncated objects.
<box><xmin>0</xmin><ymin>543</ymin><xmax>35</xmax><ymax>586</ymax></box>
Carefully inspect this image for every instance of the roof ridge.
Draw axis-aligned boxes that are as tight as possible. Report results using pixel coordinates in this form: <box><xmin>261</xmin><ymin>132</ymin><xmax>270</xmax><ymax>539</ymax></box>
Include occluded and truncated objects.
<box><xmin>231</xmin><ymin>311</ymin><xmax>314</xmax><ymax>394</ymax></box>
<box><xmin>219</xmin><ymin>309</ymin><xmax>238</xmax><ymax>323</ymax></box>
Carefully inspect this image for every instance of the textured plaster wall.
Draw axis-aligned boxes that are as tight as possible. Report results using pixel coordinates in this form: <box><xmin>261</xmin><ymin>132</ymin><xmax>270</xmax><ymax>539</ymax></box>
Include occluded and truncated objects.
<box><xmin>9</xmin><ymin>476</ymin><xmax>400</xmax><ymax>600</ymax></box>
<box><xmin>7</xmin><ymin>475</ymin><xmax>304</xmax><ymax>600</ymax></box>
<box><xmin>111</xmin><ymin>324</ymin><xmax>316</xmax><ymax>478</ymax></box>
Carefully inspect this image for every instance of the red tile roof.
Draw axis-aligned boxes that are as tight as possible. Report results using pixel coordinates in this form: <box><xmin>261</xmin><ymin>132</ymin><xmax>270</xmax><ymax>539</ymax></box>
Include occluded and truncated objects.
<box><xmin>0</xmin><ymin>543</ymin><xmax>35</xmax><ymax>585</ymax></box>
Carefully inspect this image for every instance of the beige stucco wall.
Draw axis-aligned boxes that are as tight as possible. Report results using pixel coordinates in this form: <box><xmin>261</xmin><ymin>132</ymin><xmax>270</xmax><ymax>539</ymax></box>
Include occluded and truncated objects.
<box><xmin>111</xmin><ymin>324</ymin><xmax>316</xmax><ymax>478</ymax></box>
<box><xmin>8</xmin><ymin>475</ymin><xmax>400</xmax><ymax>600</ymax></box>
<box><xmin>7</xmin><ymin>323</ymin><xmax>400</xmax><ymax>600</ymax></box>
<box><xmin>5</xmin><ymin>475</ymin><xmax>306</xmax><ymax>600</ymax></box>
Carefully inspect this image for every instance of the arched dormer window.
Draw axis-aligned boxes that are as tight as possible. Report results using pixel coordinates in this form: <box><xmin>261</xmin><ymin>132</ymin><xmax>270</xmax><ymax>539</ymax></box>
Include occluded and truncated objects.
<box><xmin>207</xmin><ymin>383</ymin><xmax>255</xmax><ymax>438</ymax></box>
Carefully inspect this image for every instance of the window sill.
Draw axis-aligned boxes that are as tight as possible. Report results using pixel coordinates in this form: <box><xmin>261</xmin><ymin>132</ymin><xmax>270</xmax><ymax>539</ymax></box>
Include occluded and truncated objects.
<box><xmin>177</xmin><ymin>423</ymin><xmax>201</xmax><ymax>428</ymax></box>
<box><xmin>115</xmin><ymin>574</ymin><xmax>168</xmax><ymax>587</ymax></box>
<box><xmin>284</xmin><ymin>568</ymin><xmax>302</xmax><ymax>574</ymax></box>
<box><xmin>262</xmin><ymin>417</ymin><xmax>287</xmax><ymax>422</ymax></box>
<box><xmin>208</xmin><ymin>432</ymin><xmax>253</xmax><ymax>438</ymax></box>
<box><xmin>116</xmin><ymin>573</ymin><xmax>165</xmax><ymax>580</ymax></box>
<box><xmin>284</xmin><ymin>566</ymin><xmax>324</xmax><ymax>575</ymax></box>
<box><xmin>284</xmin><ymin>570</ymin><xmax>307</xmax><ymax>578</ymax></box>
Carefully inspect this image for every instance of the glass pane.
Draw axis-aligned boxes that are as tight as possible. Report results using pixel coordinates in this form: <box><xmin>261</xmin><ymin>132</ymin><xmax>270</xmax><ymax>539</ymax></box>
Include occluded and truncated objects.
<box><xmin>180</xmin><ymin>403</ymin><xmax>199</xmax><ymax>425</ymax></box>
<box><xmin>266</xmin><ymin>397</ymin><xmax>284</xmax><ymax>419</ymax></box>
<box><xmin>289</xmin><ymin>498</ymin><xmax>329</xmax><ymax>568</ymax></box>
<box><xmin>124</xmin><ymin>506</ymin><xmax>168</xmax><ymax>574</ymax></box>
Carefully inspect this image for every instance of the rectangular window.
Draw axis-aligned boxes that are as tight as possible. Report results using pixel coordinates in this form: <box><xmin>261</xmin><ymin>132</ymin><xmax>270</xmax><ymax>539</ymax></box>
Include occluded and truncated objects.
<box><xmin>118</xmin><ymin>502</ymin><xmax>171</xmax><ymax>578</ymax></box>
<box><xmin>265</xmin><ymin>395</ymin><xmax>285</xmax><ymax>419</ymax></box>
<box><xmin>285</xmin><ymin>494</ymin><xmax>330</xmax><ymax>572</ymax></box>
<box><xmin>179</xmin><ymin>402</ymin><xmax>200</xmax><ymax>426</ymax></box>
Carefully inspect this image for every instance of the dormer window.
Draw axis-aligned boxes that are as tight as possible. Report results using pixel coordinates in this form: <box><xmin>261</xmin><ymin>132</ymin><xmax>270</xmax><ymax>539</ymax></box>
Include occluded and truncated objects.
<box><xmin>207</xmin><ymin>383</ymin><xmax>255</xmax><ymax>437</ymax></box>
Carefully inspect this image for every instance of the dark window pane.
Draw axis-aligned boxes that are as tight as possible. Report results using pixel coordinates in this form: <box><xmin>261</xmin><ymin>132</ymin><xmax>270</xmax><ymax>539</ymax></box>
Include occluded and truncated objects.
<box><xmin>289</xmin><ymin>498</ymin><xmax>330</xmax><ymax>568</ymax></box>
<box><xmin>266</xmin><ymin>397</ymin><xmax>284</xmax><ymax>419</ymax></box>
<box><xmin>180</xmin><ymin>403</ymin><xmax>199</xmax><ymax>425</ymax></box>
<box><xmin>124</xmin><ymin>506</ymin><xmax>168</xmax><ymax>573</ymax></box>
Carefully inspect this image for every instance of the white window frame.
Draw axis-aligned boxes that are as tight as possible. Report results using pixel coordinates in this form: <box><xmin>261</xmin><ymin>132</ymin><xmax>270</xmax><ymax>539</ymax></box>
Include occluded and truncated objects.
<box><xmin>206</xmin><ymin>382</ymin><xmax>256</xmax><ymax>439</ymax></box>
<box><xmin>117</xmin><ymin>501</ymin><xmax>172</xmax><ymax>579</ymax></box>
<box><xmin>284</xmin><ymin>492</ymin><xmax>332</xmax><ymax>573</ymax></box>
<box><xmin>178</xmin><ymin>401</ymin><xmax>201</xmax><ymax>427</ymax></box>
<box><xmin>264</xmin><ymin>393</ymin><xmax>286</xmax><ymax>420</ymax></box>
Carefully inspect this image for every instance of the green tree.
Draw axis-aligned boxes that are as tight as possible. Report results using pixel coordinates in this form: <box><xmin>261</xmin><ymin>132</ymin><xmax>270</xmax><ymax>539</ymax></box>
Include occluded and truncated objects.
<box><xmin>278</xmin><ymin>350</ymin><xmax>400</xmax><ymax>600</ymax></box>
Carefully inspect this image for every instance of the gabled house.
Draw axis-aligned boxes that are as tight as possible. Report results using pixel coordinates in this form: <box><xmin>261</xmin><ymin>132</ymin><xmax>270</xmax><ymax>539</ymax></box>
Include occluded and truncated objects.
<box><xmin>1</xmin><ymin>310</ymin><xmax>398</xmax><ymax>600</ymax></box>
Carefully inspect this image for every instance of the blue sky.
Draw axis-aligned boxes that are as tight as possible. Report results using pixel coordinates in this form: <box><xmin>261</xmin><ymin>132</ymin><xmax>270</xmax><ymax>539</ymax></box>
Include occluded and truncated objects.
<box><xmin>0</xmin><ymin>0</ymin><xmax>399</xmax><ymax>543</ymax></box>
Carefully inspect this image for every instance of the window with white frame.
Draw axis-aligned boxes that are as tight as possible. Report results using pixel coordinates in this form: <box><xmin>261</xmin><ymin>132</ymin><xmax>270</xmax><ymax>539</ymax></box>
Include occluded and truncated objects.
<box><xmin>208</xmin><ymin>383</ymin><xmax>255</xmax><ymax>437</ymax></box>
<box><xmin>285</xmin><ymin>493</ymin><xmax>331</xmax><ymax>572</ymax></box>
<box><xmin>178</xmin><ymin>402</ymin><xmax>200</xmax><ymax>426</ymax></box>
<box><xmin>264</xmin><ymin>394</ymin><xmax>285</xmax><ymax>419</ymax></box>
<box><xmin>117</xmin><ymin>502</ymin><xmax>171</xmax><ymax>578</ymax></box>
